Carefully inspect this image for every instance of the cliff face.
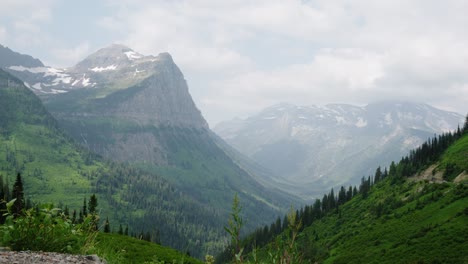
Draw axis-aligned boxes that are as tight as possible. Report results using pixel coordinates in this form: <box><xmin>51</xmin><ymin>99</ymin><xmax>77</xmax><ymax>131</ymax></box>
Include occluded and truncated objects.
<box><xmin>111</xmin><ymin>55</ymin><xmax>207</xmax><ymax>128</ymax></box>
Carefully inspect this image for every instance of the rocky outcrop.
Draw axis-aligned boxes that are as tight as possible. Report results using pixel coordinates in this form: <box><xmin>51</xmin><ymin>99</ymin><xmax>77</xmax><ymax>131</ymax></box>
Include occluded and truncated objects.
<box><xmin>0</xmin><ymin>250</ymin><xmax>106</xmax><ymax>264</ymax></box>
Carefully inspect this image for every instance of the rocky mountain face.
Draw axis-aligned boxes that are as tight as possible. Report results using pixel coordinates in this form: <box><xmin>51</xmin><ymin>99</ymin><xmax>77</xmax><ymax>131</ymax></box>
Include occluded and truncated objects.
<box><xmin>214</xmin><ymin>102</ymin><xmax>465</xmax><ymax>199</ymax></box>
<box><xmin>1</xmin><ymin>44</ymin><xmax>298</xmax><ymax>233</ymax></box>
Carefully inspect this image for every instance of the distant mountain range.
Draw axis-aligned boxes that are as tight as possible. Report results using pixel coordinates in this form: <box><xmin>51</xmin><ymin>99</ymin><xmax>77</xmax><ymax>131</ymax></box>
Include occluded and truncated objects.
<box><xmin>214</xmin><ymin>102</ymin><xmax>465</xmax><ymax>199</ymax></box>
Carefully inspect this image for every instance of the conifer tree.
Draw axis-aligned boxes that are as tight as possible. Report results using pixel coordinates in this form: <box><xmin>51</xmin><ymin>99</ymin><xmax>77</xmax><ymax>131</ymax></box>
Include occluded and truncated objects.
<box><xmin>82</xmin><ymin>198</ymin><xmax>87</xmax><ymax>217</ymax></box>
<box><xmin>88</xmin><ymin>194</ymin><xmax>98</xmax><ymax>230</ymax></box>
<box><xmin>463</xmin><ymin>114</ymin><xmax>468</xmax><ymax>134</ymax></box>
<box><xmin>118</xmin><ymin>224</ymin><xmax>123</xmax><ymax>235</ymax></box>
<box><xmin>104</xmin><ymin>217</ymin><xmax>110</xmax><ymax>233</ymax></box>
<box><xmin>78</xmin><ymin>210</ymin><xmax>83</xmax><ymax>224</ymax></box>
<box><xmin>88</xmin><ymin>194</ymin><xmax>97</xmax><ymax>215</ymax></box>
<box><xmin>12</xmin><ymin>173</ymin><xmax>24</xmax><ymax>217</ymax></box>
<box><xmin>72</xmin><ymin>210</ymin><xmax>77</xmax><ymax>224</ymax></box>
<box><xmin>64</xmin><ymin>205</ymin><xmax>69</xmax><ymax>218</ymax></box>
<box><xmin>124</xmin><ymin>224</ymin><xmax>129</xmax><ymax>236</ymax></box>
<box><xmin>374</xmin><ymin>166</ymin><xmax>382</xmax><ymax>184</ymax></box>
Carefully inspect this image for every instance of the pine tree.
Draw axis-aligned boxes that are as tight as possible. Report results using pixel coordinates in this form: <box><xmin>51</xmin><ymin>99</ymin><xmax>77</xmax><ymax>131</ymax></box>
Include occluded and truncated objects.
<box><xmin>72</xmin><ymin>210</ymin><xmax>77</xmax><ymax>224</ymax></box>
<box><xmin>88</xmin><ymin>194</ymin><xmax>97</xmax><ymax>214</ymax></box>
<box><xmin>78</xmin><ymin>210</ymin><xmax>83</xmax><ymax>224</ymax></box>
<box><xmin>104</xmin><ymin>217</ymin><xmax>110</xmax><ymax>233</ymax></box>
<box><xmin>124</xmin><ymin>224</ymin><xmax>129</xmax><ymax>236</ymax></box>
<box><xmin>12</xmin><ymin>173</ymin><xmax>24</xmax><ymax>217</ymax></box>
<box><xmin>88</xmin><ymin>194</ymin><xmax>98</xmax><ymax>230</ymax></box>
<box><xmin>463</xmin><ymin>114</ymin><xmax>468</xmax><ymax>134</ymax></box>
<box><xmin>82</xmin><ymin>198</ymin><xmax>87</xmax><ymax>217</ymax></box>
<box><xmin>118</xmin><ymin>224</ymin><xmax>123</xmax><ymax>235</ymax></box>
<box><xmin>64</xmin><ymin>205</ymin><xmax>69</xmax><ymax>218</ymax></box>
<box><xmin>374</xmin><ymin>166</ymin><xmax>382</xmax><ymax>184</ymax></box>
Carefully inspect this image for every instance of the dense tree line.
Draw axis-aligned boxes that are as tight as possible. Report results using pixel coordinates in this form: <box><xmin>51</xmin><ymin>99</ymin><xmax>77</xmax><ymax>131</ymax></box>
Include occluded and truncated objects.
<box><xmin>93</xmin><ymin>162</ymin><xmax>226</xmax><ymax>257</ymax></box>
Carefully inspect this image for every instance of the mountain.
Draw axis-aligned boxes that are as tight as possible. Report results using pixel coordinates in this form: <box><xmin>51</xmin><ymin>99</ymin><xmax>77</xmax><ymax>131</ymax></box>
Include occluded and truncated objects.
<box><xmin>225</xmin><ymin>128</ymin><xmax>468</xmax><ymax>263</ymax></box>
<box><xmin>214</xmin><ymin>102</ymin><xmax>464</xmax><ymax>199</ymax></box>
<box><xmin>0</xmin><ymin>44</ymin><xmax>44</xmax><ymax>68</ymax></box>
<box><xmin>0</xmin><ymin>68</ymin><xmax>232</xmax><ymax>257</ymax></box>
<box><xmin>1</xmin><ymin>45</ymin><xmax>300</xmax><ymax>251</ymax></box>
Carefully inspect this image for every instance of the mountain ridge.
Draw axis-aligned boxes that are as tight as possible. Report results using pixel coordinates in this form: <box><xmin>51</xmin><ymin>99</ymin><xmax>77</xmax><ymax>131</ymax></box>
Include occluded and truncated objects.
<box><xmin>214</xmin><ymin>101</ymin><xmax>464</xmax><ymax>199</ymax></box>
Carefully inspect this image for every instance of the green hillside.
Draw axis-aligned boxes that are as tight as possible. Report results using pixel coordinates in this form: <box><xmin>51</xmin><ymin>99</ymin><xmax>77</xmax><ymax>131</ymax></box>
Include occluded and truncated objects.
<box><xmin>0</xmin><ymin>69</ymin><xmax>227</xmax><ymax>257</ymax></box>
<box><xmin>95</xmin><ymin>233</ymin><xmax>203</xmax><ymax>264</ymax></box>
<box><xmin>225</xmin><ymin>130</ymin><xmax>468</xmax><ymax>263</ymax></box>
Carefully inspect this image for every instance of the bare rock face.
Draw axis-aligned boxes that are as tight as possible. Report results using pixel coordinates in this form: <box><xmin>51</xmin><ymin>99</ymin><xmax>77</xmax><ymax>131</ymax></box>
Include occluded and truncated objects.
<box><xmin>111</xmin><ymin>53</ymin><xmax>207</xmax><ymax>129</ymax></box>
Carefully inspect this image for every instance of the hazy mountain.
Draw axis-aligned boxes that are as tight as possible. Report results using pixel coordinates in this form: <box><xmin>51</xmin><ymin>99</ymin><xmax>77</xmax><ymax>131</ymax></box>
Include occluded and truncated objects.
<box><xmin>0</xmin><ymin>44</ymin><xmax>44</xmax><ymax>68</ymax></box>
<box><xmin>214</xmin><ymin>102</ymin><xmax>464</xmax><ymax>199</ymax></box>
<box><xmin>2</xmin><ymin>44</ymin><xmax>300</xmax><ymax>237</ymax></box>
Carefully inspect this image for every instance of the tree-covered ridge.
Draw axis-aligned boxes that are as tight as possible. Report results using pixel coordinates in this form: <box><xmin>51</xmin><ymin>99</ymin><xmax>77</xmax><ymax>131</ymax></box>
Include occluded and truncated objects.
<box><xmin>220</xmin><ymin>118</ymin><xmax>468</xmax><ymax>263</ymax></box>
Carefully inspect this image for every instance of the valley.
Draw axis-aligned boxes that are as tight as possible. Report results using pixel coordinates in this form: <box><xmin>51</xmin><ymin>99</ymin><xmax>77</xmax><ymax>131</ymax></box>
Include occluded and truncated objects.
<box><xmin>0</xmin><ymin>43</ymin><xmax>467</xmax><ymax>263</ymax></box>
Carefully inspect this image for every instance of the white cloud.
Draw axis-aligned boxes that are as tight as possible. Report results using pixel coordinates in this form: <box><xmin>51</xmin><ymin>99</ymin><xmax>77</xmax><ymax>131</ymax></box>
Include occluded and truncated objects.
<box><xmin>0</xmin><ymin>26</ymin><xmax>6</xmax><ymax>42</ymax></box>
<box><xmin>49</xmin><ymin>42</ymin><xmax>91</xmax><ymax>68</ymax></box>
<box><xmin>95</xmin><ymin>0</ymin><xmax>467</xmax><ymax>125</ymax></box>
<box><xmin>2</xmin><ymin>0</ymin><xmax>467</xmax><ymax>124</ymax></box>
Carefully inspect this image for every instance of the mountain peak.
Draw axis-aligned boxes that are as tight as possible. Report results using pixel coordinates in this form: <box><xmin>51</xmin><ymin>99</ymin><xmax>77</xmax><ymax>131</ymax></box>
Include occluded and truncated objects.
<box><xmin>73</xmin><ymin>44</ymin><xmax>144</xmax><ymax>71</ymax></box>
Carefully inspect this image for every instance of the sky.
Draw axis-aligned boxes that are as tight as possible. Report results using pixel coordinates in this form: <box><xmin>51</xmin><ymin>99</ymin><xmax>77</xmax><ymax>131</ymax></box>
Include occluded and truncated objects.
<box><xmin>1</xmin><ymin>0</ymin><xmax>467</xmax><ymax>126</ymax></box>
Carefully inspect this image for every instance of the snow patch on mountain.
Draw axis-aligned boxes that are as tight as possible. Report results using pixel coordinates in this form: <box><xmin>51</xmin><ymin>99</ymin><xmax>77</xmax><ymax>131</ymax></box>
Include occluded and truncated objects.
<box><xmin>32</xmin><ymin>83</ymin><xmax>42</xmax><ymax>90</ymax></box>
<box><xmin>90</xmin><ymin>65</ymin><xmax>117</xmax><ymax>72</ymax></box>
<box><xmin>50</xmin><ymin>89</ymin><xmax>67</xmax><ymax>94</ymax></box>
<box><xmin>355</xmin><ymin>118</ymin><xmax>367</xmax><ymax>127</ymax></box>
<box><xmin>124</xmin><ymin>51</ymin><xmax>143</xmax><ymax>60</ymax></box>
<box><xmin>8</xmin><ymin>65</ymin><xmax>47</xmax><ymax>73</ymax></box>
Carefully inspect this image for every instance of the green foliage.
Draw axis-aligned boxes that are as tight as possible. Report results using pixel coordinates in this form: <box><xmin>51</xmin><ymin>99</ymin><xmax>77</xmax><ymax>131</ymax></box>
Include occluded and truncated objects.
<box><xmin>94</xmin><ymin>233</ymin><xmax>202</xmax><ymax>264</ymax></box>
<box><xmin>242</xmin><ymin>132</ymin><xmax>468</xmax><ymax>263</ymax></box>
<box><xmin>439</xmin><ymin>134</ymin><xmax>468</xmax><ymax>180</ymax></box>
<box><xmin>224</xmin><ymin>193</ymin><xmax>244</xmax><ymax>263</ymax></box>
<box><xmin>11</xmin><ymin>173</ymin><xmax>24</xmax><ymax>217</ymax></box>
<box><xmin>1</xmin><ymin>202</ymin><xmax>97</xmax><ymax>254</ymax></box>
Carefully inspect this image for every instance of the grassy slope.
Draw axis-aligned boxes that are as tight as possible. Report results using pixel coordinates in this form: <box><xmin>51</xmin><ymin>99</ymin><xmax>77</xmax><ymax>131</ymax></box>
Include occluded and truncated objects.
<box><xmin>95</xmin><ymin>233</ymin><xmax>203</xmax><ymax>264</ymax></box>
<box><xmin>0</xmin><ymin>123</ymin><xmax>102</xmax><ymax>209</ymax></box>
<box><xmin>304</xmin><ymin>180</ymin><xmax>468</xmax><ymax>263</ymax></box>
<box><xmin>439</xmin><ymin>134</ymin><xmax>468</xmax><ymax>171</ymax></box>
<box><xmin>248</xmin><ymin>134</ymin><xmax>468</xmax><ymax>263</ymax></box>
<box><xmin>294</xmin><ymin>135</ymin><xmax>468</xmax><ymax>263</ymax></box>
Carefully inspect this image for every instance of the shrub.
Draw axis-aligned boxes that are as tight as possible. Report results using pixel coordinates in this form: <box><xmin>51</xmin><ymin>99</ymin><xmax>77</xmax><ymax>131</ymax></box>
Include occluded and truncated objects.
<box><xmin>1</xmin><ymin>200</ymin><xmax>97</xmax><ymax>254</ymax></box>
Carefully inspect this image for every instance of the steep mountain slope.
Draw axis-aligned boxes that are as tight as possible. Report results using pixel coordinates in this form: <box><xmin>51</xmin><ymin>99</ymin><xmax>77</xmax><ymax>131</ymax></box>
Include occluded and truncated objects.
<box><xmin>214</xmin><ymin>102</ymin><xmax>464</xmax><ymax>199</ymax></box>
<box><xmin>233</xmin><ymin>129</ymin><xmax>468</xmax><ymax>264</ymax></box>
<box><xmin>2</xmin><ymin>45</ymin><xmax>299</xmax><ymax>239</ymax></box>
<box><xmin>0</xmin><ymin>69</ymin><xmax>231</xmax><ymax>257</ymax></box>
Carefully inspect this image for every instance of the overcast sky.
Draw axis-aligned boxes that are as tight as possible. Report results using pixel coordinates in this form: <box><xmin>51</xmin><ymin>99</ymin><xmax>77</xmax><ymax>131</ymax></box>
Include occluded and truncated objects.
<box><xmin>1</xmin><ymin>0</ymin><xmax>467</xmax><ymax>126</ymax></box>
